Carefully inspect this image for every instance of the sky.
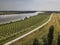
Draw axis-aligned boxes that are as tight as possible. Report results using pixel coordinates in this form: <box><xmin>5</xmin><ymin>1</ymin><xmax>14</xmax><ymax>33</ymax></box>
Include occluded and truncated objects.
<box><xmin>0</xmin><ymin>0</ymin><xmax>60</xmax><ymax>11</ymax></box>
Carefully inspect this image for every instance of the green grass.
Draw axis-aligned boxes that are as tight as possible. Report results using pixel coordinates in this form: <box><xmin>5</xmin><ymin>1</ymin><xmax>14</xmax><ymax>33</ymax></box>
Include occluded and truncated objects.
<box><xmin>10</xmin><ymin>15</ymin><xmax>51</xmax><ymax>45</ymax></box>
<box><xmin>0</xmin><ymin>13</ymin><xmax>50</xmax><ymax>45</ymax></box>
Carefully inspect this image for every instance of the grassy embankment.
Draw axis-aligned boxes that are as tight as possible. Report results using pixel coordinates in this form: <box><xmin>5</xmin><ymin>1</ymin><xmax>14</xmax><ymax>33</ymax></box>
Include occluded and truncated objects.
<box><xmin>10</xmin><ymin>13</ymin><xmax>60</xmax><ymax>45</ymax></box>
<box><xmin>0</xmin><ymin>13</ymin><xmax>50</xmax><ymax>45</ymax></box>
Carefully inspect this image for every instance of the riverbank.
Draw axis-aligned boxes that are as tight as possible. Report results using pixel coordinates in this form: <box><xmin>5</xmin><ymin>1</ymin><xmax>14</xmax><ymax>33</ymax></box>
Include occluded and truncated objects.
<box><xmin>0</xmin><ymin>13</ymin><xmax>50</xmax><ymax>45</ymax></box>
<box><xmin>0</xmin><ymin>12</ymin><xmax>41</xmax><ymax>24</ymax></box>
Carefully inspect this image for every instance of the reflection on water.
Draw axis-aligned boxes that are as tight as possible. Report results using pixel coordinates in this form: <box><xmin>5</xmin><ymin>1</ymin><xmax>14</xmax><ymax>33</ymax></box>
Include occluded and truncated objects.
<box><xmin>0</xmin><ymin>12</ymin><xmax>43</xmax><ymax>24</ymax></box>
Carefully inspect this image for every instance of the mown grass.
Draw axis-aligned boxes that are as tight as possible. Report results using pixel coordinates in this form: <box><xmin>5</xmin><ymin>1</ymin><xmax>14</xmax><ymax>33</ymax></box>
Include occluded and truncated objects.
<box><xmin>0</xmin><ymin>13</ymin><xmax>50</xmax><ymax>45</ymax></box>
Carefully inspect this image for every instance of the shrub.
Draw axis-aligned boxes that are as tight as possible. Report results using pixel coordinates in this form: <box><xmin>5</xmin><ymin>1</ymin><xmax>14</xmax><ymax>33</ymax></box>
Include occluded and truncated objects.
<box><xmin>42</xmin><ymin>36</ymin><xmax>48</xmax><ymax>45</ymax></box>
<box><xmin>24</xmin><ymin>17</ymin><xmax>28</xmax><ymax>20</ymax></box>
<box><xmin>48</xmin><ymin>25</ymin><xmax>54</xmax><ymax>45</ymax></box>
<box><xmin>58</xmin><ymin>33</ymin><xmax>60</xmax><ymax>45</ymax></box>
<box><xmin>33</xmin><ymin>38</ymin><xmax>39</xmax><ymax>45</ymax></box>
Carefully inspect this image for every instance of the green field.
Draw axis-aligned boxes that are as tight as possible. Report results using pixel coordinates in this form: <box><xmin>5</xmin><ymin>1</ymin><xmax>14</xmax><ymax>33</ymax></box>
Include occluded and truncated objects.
<box><xmin>10</xmin><ymin>13</ymin><xmax>60</xmax><ymax>45</ymax></box>
<box><xmin>0</xmin><ymin>13</ymin><xmax>50</xmax><ymax>45</ymax></box>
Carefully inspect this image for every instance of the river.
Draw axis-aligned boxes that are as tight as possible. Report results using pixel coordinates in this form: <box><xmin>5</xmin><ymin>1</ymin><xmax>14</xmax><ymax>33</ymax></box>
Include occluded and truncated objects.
<box><xmin>0</xmin><ymin>12</ymin><xmax>43</xmax><ymax>24</ymax></box>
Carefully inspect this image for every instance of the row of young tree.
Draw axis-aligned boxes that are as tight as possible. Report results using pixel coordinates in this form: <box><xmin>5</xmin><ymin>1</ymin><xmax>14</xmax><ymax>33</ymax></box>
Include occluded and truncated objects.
<box><xmin>33</xmin><ymin>25</ymin><xmax>60</xmax><ymax>45</ymax></box>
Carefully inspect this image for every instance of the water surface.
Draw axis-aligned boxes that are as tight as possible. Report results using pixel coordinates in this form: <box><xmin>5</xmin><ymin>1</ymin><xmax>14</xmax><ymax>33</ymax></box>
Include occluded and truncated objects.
<box><xmin>0</xmin><ymin>12</ymin><xmax>42</xmax><ymax>24</ymax></box>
